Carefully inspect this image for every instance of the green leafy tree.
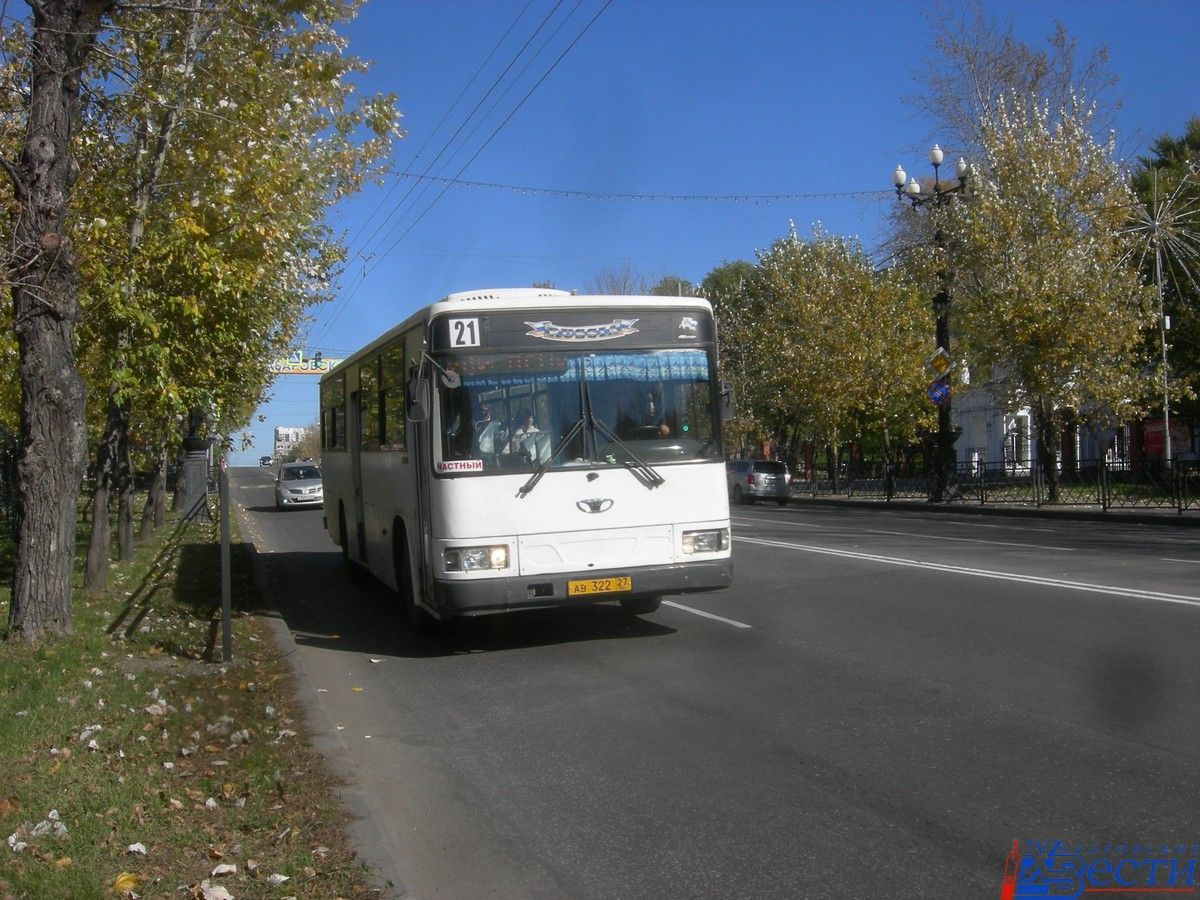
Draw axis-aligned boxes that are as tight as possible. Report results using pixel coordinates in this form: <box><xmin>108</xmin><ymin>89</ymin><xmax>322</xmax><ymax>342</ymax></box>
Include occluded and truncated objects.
<box><xmin>712</xmin><ymin>227</ymin><xmax>932</xmax><ymax>483</ymax></box>
<box><xmin>947</xmin><ymin>94</ymin><xmax>1155</xmax><ymax>498</ymax></box>
<box><xmin>74</xmin><ymin>0</ymin><xmax>399</xmax><ymax>586</ymax></box>
<box><xmin>648</xmin><ymin>275</ymin><xmax>697</xmax><ymax>297</ymax></box>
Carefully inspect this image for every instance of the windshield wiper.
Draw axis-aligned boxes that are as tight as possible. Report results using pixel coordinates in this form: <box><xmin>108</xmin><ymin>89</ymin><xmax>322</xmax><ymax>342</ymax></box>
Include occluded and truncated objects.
<box><xmin>517</xmin><ymin>376</ymin><xmax>664</xmax><ymax>497</ymax></box>
<box><xmin>590</xmin><ymin>415</ymin><xmax>665</xmax><ymax>490</ymax></box>
<box><xmin>517</xmin><ymin>416</ymin><xmax>585</xmax><ymax>498</ymax></box>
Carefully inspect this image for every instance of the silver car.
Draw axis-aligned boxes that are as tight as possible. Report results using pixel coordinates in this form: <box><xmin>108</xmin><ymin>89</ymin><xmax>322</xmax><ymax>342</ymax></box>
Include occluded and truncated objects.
<box><xmin>726</xmin><ymin>459</ymin><xmax>790</xmax><ymax>506</ymax></box>
<box><xmin>274</xmin><ymin>462</ymin><xmax>323</xmax><ymax>510</ymax></box>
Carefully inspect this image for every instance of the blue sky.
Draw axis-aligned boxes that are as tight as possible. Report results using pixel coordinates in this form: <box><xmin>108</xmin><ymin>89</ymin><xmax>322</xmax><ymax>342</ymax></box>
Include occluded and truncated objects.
<box><xmin>234</xmin><ymin>0</ymin><xmax>1200</xmax><ymax>463</ymax></box>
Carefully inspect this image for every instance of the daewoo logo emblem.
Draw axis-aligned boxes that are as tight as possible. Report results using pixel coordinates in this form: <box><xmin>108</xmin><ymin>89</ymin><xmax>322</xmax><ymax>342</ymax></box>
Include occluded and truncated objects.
<box><xmin>576</xmin><ymin>498</ymin><xmax>614</xmax><ymax>514</ymax></box>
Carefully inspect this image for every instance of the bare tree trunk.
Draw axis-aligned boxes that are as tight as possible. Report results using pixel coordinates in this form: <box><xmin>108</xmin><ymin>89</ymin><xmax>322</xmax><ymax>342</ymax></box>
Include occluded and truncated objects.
<box><xmin>116</xmin><ymin>408</ymin><xmax>133</xmax><ymax>560</ymax></box>
<box><xmin>153</xmin><ymin>447</ymin><xmax>166</xmax><ymax>528</ymax></box>
<box><xmin>139</xmin><ymin>446</ymin><xmax>165</xmax><ymax>542</ymax></box>
<box><xmin>85</xmin><ymin>391</ymin><xmax>121</xmax><ymax>589</ymax></box>
<box><xmin>5</xmin><ymin>0</ymin><xmax>113</xmax><ymax>642</ymax></box>
<box><xmin>1035</xmin><ymin>397</ymin><xmax>1061</xmax><ymax>504</ymax></box>
<box><xmin>171</xmin><ymin>445</ymin><xmax>187</xmax><ymax>511</ymax></box>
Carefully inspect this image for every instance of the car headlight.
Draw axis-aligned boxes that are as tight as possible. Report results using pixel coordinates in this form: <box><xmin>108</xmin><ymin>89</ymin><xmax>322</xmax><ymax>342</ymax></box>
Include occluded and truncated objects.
<box><xmin>444</xmin><ymin>545</ymin><xmax>509</xmax><ymax>572</ymax></box>
<box><xmin>682</xmin><ymin>528</ymin><xmax>729</xmax><ymax>554</ymax></box>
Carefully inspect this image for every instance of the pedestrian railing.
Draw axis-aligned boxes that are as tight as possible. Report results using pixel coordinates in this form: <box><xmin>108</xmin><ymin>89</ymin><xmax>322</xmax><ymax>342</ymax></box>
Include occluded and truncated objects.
<box><xmin>794</xmin><ymin>455</ymin><xmax>1199</xmax><ymax>514</ymax></box>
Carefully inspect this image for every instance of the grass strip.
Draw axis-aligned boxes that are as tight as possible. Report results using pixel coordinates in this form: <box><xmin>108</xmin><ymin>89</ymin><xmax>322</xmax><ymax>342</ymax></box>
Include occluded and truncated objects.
<box><xmin>0</xmin><ymin>504</ymin><xmax>387</xmax><ymax>898</ymax></box>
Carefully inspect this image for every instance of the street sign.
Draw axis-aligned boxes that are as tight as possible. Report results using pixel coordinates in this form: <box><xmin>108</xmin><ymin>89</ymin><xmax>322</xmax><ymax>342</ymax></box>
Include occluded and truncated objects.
<box><xmin>926</xmin><ymin>380</ymin><xmax>951</xmax><ymax>406</ymax></box>
<box><xmin>925</xmin><ymin>347</ymin><xmax>953</xmax><ymax>378</ymax></box>
<box><xmin>267</xmin><ymin>351</ymin><xmax>344</xmax><ymax>375</ymax></box>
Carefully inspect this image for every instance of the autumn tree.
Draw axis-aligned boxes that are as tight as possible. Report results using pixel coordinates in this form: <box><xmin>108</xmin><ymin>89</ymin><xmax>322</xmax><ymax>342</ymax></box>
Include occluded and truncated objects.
<box><xmin>912</xmin><ymin>1</ymin><xmax>1119</xmax><ymax>152</ymax></box>
<box><xmin>74</xmin><ymin>0</ymin><xmax>399</xmax><ymax>587</ymax></box>
<box><xmin>723</xmin><ymin>226</ymin><xmax>933</xmax><ymax>484</ymax></box>
<box><xmin>702</xmin><ymin>260</ymin><xmax>760</xmax><ymax>456</ymax></box>
<box><xmin>947</xmin><ymin>94</ymin><xmax>1155</xmax><ymax>499</ymax></box>
<box><xmin>3</xmin><ymin>0</ymin><xmax>114</xmax><ymax>642</ymax></box>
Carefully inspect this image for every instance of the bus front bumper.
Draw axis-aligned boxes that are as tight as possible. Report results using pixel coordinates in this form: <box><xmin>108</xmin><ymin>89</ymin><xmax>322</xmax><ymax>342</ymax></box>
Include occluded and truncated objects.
<box><xmin>432</xmin><ymin>558</ymin><xmax>733</xmax><ymax>617</ymax></box>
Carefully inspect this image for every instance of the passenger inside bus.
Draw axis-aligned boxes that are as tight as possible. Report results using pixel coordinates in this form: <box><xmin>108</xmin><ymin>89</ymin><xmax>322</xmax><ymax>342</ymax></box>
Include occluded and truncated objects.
<box><xmin>504</xmin><ymin>411</ymin><xmax>540</xmax><ymax>457</ymax></box>
<box><xmin>474</xmin><ymin>404</ymin><xmax>508</xmax><ymax>464</ymax></box>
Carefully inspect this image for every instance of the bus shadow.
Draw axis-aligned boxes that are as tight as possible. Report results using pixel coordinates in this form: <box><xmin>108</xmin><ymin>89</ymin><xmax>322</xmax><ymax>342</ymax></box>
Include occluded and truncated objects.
<box><xmin>257</xmin><ymin>549</ymin><xmax>676</xmax><ymax>659</ymax></box>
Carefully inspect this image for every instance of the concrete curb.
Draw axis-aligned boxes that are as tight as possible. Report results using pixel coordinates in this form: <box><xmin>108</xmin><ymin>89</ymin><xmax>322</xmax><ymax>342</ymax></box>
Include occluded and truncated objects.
<box><xmin>787</xmin><ymin>495</ymin><xmax>1200</xmax><ymax>527</ymax></box>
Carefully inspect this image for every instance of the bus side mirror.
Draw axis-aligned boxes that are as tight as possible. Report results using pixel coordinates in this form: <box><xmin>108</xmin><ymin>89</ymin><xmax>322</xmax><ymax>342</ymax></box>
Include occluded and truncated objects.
<box><xmin>406</xmin><ymin>371</ymin><xmax>430</xmax><ymax>423</ymax></box>
<box><xmin>720</xmin><ymin>381</ymin><xmax>736</xmax><ymax>422</ymax></box>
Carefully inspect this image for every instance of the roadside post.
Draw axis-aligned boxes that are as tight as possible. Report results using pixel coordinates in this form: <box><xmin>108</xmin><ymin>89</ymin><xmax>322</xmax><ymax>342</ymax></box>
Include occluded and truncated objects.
<box><xmin>219</xmin><ymin>457</ymin><xmax>232</xmax><ymax>662</ymax></box>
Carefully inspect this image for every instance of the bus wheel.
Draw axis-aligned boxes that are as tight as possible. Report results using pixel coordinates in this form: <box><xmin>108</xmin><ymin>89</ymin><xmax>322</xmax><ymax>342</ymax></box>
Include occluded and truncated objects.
<box><xmin>776</xmin><ymin>497</ymin><xmax>789</xmax><ymax>507</ymax></box>
<box><xmin>620</xmin><ymin>596</ymin><xmax>662</xmax><ymax>616</ymax></box>
<box><xmin>393</xmin><ymin>524</ymin><xmax>424</xmax><ymax>629</ymax></box>
<box><xmin>732</xmin><ymin>485</ymin><xmax>745</xmax><ymax>505</ymax></box>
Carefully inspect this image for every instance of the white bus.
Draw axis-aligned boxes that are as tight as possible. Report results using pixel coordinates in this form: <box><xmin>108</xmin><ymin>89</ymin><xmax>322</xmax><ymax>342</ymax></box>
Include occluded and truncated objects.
<box><xmin>319</xmin><ymin>287</ymin><xmax>732</xmax><ymax>623</ymax></box>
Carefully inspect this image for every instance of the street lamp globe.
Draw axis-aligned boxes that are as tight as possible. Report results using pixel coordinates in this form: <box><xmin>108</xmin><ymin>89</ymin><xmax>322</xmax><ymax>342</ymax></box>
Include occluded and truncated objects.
<box><xmin>928</xmin><ymin>144</ymin><xmax>944</xmax><ymax>166</ymax></box>
<box><xmin>905</xmin><ymin>177</ymin><xmax>921</xmax><ymax>198</ymax></box>
<box><xmin>956</xmin><ymin>157</ymin><xmax>968</xmax><ymax>179</ymax></box>
<box><xmin>892</xmin><ymin>165</ymin><xmax>907</xmax><ymax>188</ymax></box>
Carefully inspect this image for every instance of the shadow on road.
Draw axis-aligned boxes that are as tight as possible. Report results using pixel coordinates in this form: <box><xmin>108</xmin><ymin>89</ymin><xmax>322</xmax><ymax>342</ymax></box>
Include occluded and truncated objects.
<box><xmin>255</xmin><ymin>548</ymin><xmax>676</xmax><ymax>660</ymax></box>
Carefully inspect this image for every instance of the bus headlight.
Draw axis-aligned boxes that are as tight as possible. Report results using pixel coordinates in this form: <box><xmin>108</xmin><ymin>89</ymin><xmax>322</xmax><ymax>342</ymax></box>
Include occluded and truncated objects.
<box><xmin>682</xmin><ymin>528</ymin><xmax>729</xmax><ymax>554</ymax></box>
<box><xmin>444</xmin><ymin>545</ymin><xmax>509</xmax><ymax>572</ymax></box>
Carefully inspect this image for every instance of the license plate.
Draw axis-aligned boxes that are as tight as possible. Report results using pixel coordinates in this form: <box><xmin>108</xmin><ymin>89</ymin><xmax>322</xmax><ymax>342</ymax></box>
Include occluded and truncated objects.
<box><xmin>567</xmin><ymin>576</ymin><xmax>632</xmax><ymax>596</ymax></box>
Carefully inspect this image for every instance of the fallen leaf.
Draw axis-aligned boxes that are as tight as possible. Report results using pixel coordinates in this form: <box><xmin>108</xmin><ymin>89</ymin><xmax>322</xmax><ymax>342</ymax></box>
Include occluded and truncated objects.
<box><xmin>351</xmin><ymin>687</ymin><xmax>364</xmax><ymax>693</ymax></box>
<box><xmin>0</xmin><ymin>796</ymin><xmax>18</xmax><ymax>816</ymax></box>
<box><xmin>211</xmin><ymin>863</ymin><xmax>237</xmax><ymax>877</ymax></box>
<box><xmin>267</xmin><ymin>873</ymin><xmax>289</xmax><ymax>885</ymax></box>
<box><xmin>55</xmin><ymin>856</ymin><xmax>71</xmax><ymax>868</ymax></box>
<box><xmin>112</xmin><ymin>872</ymin><xmax>140</xmax><ymax>892</ymax></box>
<box><xmin>126</xmin><ymin>842</ymin><xmax>147</xmax><ymax>855</ymax></box>
<box><xmin>199</xmin><ymin>880</ymin><xmax>234</xmax><ymax>900</ymax></box>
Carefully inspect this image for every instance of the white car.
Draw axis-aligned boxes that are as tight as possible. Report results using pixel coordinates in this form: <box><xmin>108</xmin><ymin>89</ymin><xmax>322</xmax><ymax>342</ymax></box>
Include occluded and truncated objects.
<box><xmin>274</xmin><ymin>462</ymin><xmax>323</xmax><ymax>510</ymax></box>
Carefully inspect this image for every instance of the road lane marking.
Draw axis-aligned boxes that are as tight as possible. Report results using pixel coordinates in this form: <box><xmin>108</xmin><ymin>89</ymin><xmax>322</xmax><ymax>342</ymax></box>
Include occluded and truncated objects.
<box><xmin>731</xmin><ymin>516</ymin><xmax>821</xmax><ymax>528</ymax></box>
<box><xmin>734</xmin><ymin>517</ymin><xmax>1071</xmax><ymax>551</ymax></box>
<box><xmin>1160</xmin><ymin>557</ymin><xmax>1200</xmax><ymax>564</ymax></box>
<box><xmin>860</xmin><ymin>528</ymin><xmax>1074</xmax><ymax>552</ymax></box>
<box><xmin>734</xmin><ymin>535</ymin><xmax>1200</xmax><ymax>608</ymax></box>
<box><xmin>662</xmin><ymin>600</ymin><xmax>752</xmax><ymax>629</ymax></box>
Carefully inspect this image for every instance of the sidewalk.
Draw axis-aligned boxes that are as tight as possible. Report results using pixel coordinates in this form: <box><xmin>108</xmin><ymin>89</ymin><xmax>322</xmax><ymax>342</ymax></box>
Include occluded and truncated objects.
<box><xmin>787</xmin><ymin>493</ymin><xmax>1200</xmax><ymax>528</ymax></box>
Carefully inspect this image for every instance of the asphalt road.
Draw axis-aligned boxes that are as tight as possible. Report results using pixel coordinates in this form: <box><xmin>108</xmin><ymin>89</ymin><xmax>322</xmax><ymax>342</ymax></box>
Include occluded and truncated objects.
<box><xmin>230</xmin><ymin>466</ymin><xmax>1200</xmax><ymax>899</ymax></box>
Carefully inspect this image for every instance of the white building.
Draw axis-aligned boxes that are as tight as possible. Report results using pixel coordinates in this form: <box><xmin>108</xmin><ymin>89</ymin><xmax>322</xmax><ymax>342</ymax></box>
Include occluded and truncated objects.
<box><xmin>274</xmin><ymin>426</ymin><xmax>305</xmax><ymax>460</ymax></box>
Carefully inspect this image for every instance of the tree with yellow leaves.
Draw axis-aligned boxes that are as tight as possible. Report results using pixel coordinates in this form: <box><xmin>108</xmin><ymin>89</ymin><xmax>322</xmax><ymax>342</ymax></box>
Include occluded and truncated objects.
<box><xmin>947</xmin><ymin>93</ymin><xmax>1156</xmax><ymax>499</ymax></box>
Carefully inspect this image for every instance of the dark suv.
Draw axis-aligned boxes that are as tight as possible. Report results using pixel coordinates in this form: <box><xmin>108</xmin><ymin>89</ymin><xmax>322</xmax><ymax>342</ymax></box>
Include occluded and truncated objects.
<box><xmin>726</xmin><ymin>459</ymin><xmax>790</xmax><ymax>506</ymax></box>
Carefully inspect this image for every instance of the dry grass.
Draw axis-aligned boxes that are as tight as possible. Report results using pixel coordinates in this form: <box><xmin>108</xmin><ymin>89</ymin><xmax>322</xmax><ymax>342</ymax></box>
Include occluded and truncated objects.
<box><xmin>0</xmin><ymin>507</ymin><xmax>389</xmax><ymax>899</ymax></box>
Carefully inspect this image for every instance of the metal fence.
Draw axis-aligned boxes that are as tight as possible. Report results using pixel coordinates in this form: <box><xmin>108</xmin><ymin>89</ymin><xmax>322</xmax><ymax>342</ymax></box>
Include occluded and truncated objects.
<box><xmin>795</xmin><ymin>456</ymin><xmax>1200</xmax><ymax>514</ymax></box>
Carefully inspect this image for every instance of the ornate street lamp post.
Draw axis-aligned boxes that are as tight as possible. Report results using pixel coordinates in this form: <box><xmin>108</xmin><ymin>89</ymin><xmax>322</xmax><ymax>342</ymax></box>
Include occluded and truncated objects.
<box><xmin>892</xmin><ymin>145</ymin><xmax>969</xmax><ymax>502</ymax></box>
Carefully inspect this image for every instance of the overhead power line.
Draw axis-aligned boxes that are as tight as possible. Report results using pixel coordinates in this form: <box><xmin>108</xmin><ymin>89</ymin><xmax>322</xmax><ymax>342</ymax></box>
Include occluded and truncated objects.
<box><xmin>387</xmin><ymin>171</ymin><xmax>892</xmax><ymax>204</ymax></box>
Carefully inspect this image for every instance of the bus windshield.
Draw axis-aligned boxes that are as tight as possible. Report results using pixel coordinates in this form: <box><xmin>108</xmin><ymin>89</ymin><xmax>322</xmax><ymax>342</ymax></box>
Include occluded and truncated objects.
<box><xmin>436</xmin><ymin>348</ymin><xmax>720</xmax><ymax>475</ymax></box>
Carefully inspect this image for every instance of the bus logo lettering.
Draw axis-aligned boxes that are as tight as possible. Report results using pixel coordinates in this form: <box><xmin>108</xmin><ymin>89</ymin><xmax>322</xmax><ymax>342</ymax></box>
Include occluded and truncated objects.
<box><xmin>524</xmin><ymin>319</ymin><xmax>639</xmax><ymax>342</ymax></box>
<box><xmin>576</xmin><ymin>498</ymin><xmax>614</xmax><ymax>514</ymax></box>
